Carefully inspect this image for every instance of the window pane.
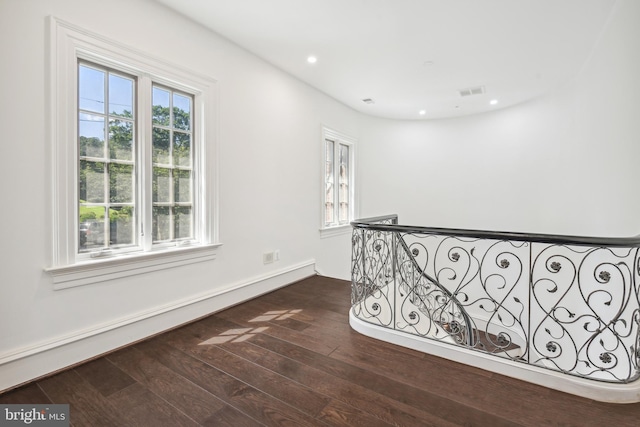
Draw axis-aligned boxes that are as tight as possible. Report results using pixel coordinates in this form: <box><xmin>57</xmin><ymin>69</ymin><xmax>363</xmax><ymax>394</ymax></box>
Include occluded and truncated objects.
<box><xmin>339</xmin><ymin>203</ymin><xmax>348</xmax><ymax>223</ymax></box>
<box><xmin>109</xmin><ymin>206</ymin><xmax>134</xmax><ymax>246</ymax></box>
<box><xmin>79</xmin><ymin>218</ymin><xmax>106</xmax><ymax>252</ymax></box>
<box><xmin>325</xmin><ymin>140</ymin><xmax>334</xmax><ymax>184</ymax></box>
<box><xmin>149</xmin><ymin>89</ymin><xmax>195</xmax><ymax>245</ymax></box>
<box><xmin>79</xmin><ymin>209</ymin><xmax>105</xmax><ymax>252</ymax></box>
<box><xmin>79</xmin><ymin>114</ymin><xmax>105</xmax><ymax>158</ymax></box>
<box><xmin>173</xmin><ymin>132</ymin><xmax>191</xmax><ymax>167</ymax></box>
<box><xmin>153</xmin><ymin>128</ymin><xmax>170</xmax><ymax>164</ymax></box>
<box><xmin>325</xmin><ymin>178</ymin><xmax>334</xmax><ymax>225</ymax></box>
<box><xmin>78</xmin><ymin>65</ymin><xmax>104</xmax><ymax>113</ymax></box>
<box><xmin>174</xmin><ymin>206</ymin><xmax>192</xmax><ymax>239</ymax></box>
<box><xmin>173</xmin><ymin>93</ymin><xmax>191</xmax><ymax>131</ymax></box>
<box><xmin>174</xmin><ymin>170</ymin><xmax>191</xmax><ymax>203</ymax></box>
<box><xmin>109</xmin><ymin>74</ymin><xmax>134</xmax><ymax>117</ymax></box>
<box><xmin>338</xmin><ymin>144</ymin><xmax>349</xmax><ymax>222</ymax></box>
<box><xmin>152</xmin><ymin>87</ymin><xmax>170</xmax><ymax>126</ymax></box>
<box><xmin>109</xmin><ymin>163</ymin><xmax>133</xmax><ymax>203</ymax></box>
<box><xmin>153</xmin><ymin>207</ymin><xmax>171</xmax><ymax>242</ymax></box>
<box><xmin>109</xmin><ymin>119</ymin><xmax>133</xmax><ymax>161</ymax></box>
<box><xmin>153</xmin><ymin>167</ymin><xmax>171</xmax><ymax>203</ymax></box>
<box><xmin>325</xmin><ymin>139</ymin><xmax>335</xmax><ymax>225</ymax></box>
<box><xmin>80</xmin><ymin>160</ymin><xmax>105</xmax><ymax>203</ymax></box>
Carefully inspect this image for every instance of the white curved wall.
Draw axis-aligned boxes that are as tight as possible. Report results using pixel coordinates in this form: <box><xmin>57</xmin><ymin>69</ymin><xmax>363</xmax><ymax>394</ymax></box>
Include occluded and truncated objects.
<box><xmin>358</xmin><ymin>0</ymin><xmax>640</xmax><ymax>238</ymax></box>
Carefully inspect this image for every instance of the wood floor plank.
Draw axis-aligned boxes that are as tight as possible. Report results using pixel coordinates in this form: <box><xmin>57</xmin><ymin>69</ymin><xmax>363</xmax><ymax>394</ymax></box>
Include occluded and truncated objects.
<box><xmin>248</xmin><ymin>332</ymin><xmax>519</xmax><ymax>426</ymax></box>
<box><xmin>201</xmin><ymin>405</ymin><xmax>265</xmax><ymax>427</ymax></box>
<box><xmin>3</xmin><ymin>275</ymin><xmax>640</xmax><ymax>426</ymax></box>
<box><xmin>108</xmin><ymin>382</ymin><xmax>200</xmax><ymax>427</ymax></box>
<box><xmin>37</xmin><ymin>369</ymin><xmax>128</xmax><ymax>426</ymax></box>
<box><xmin>0</xmin><ymin>383</ymin><xmax>52</xmax><ymax>404</ymax></box>
<box><xmin>163</xmin><ymin>316</ymin><xmax>274</xmax><ymax>363</ymax></box>
<box><xmin>164</xmin><ymin>324</ymin><xmax>332</xmax><ymax>417</ymax></box>
<box><xmin>74</xmin><ymin>356</ymin><xmax>137</xmax><ymax>397</ymax></box>
<box><xmin>215</xmin><ymin>309</ymin><xmax>339</xmax><ymax>355</ymax></box>
<box><xmin>329</xmin><ymin>344</ymin><xmax>547</xmax><ymax>424</ymax></box>
<box><xmin>316</xmin><ymin>399</ymin><xmax>395</xmax><ymax>427</ymax></box>
<box><xmin>254</xmin><ymin>343</ymin><xmax>460</xmax><ymax>427</ymax></box>
<box><xmin>107</xmin><ymin>346</ymin><xmax>232</xmax><ymax>425</ymax></box>
<box><xmin>489</xmin><ymin>373</ymin><xmax>640</xmax><ymax>426</ymax></box>
<box><xmin>136</xmin><ymin>338</ymin><xmax>329</xmax><ymax>426</ymax></box>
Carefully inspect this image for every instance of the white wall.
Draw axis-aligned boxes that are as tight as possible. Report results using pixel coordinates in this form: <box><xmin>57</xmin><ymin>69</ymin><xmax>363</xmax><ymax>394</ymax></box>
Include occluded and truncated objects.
<box><xmin>0</xmin><ymin>0</ymin><xmax>359</xmax><ymax>391</ymax></box>
<box><xmin>358</xmin><ymin>0</ymin><xmax>640</xmax><ymax>238</ymax></box>
<box><xmin>1</xmin><ymin>0</ymin><xmax>638</xmax><ymax>392</ymax></box>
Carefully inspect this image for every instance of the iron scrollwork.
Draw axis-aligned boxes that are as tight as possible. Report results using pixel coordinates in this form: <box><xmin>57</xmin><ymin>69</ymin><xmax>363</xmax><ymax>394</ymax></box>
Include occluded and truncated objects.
<box><xmin>351</xmin><ymin>215</ymin><xmax>640</xmax><ymax>384</ymax></box>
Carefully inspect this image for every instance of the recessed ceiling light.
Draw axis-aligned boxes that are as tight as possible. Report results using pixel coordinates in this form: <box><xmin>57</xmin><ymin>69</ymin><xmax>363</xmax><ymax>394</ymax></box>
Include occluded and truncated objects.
<box><xmin>419</xmin><ymin>110</ymin><xmax>426</xmax><ymax>115</ymax></box>
<box><xmin>307</xmin><ymin>56</ymin><xmax>317</xmax><ymax>64</ymax></box>
<box><xmin>490</xmin><ymin>99</ymin><xmax>498</xmax><ymax>105</ymax></box>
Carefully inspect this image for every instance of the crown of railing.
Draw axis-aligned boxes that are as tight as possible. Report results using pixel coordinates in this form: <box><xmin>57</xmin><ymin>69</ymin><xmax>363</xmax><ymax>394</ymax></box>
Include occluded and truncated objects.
<box><xmin>352</xmin><ymin>214</ymin><xmax>640</xmax><ymax>248</ymax></box>
<box><xmin>351</xmin><ymin>215</ymin><xmax>640</xmax><ymax>384</ymax></box>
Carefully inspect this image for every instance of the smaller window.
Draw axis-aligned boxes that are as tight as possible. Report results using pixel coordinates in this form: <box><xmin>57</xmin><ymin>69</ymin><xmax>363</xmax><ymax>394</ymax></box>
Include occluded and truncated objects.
<box><xmin>322</xmin><ymin>127</ymin><xmax>356</xmax><ymax>231</ymax></box>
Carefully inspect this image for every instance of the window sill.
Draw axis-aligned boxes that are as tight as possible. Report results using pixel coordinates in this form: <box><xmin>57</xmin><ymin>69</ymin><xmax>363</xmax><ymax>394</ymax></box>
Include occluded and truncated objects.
<box><xmin>46</xmin><ymin>243</ymin><xmax>222</xmax><ymax>290</ymax></box>
<box><xmin>319</xmin><ymin>224</ymin><xmax>352</xmax><ymax>239</ymax></box>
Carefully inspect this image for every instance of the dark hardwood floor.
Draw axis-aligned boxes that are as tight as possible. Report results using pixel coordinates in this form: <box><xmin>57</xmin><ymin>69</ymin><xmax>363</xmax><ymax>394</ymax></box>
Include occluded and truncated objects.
<box><xmin>2</xmin><ymin>275</ymin><xmax>640</xmax><ymax>426</ymax></box>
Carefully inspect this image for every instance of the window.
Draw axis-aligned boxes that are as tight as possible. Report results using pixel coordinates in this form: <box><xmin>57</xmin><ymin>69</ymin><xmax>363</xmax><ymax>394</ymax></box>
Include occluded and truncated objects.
<box><xmin>78</xmin><ymin>63</ymin><xmax>138</xmax><ymax>254</ymax></box>
<box><xmin>321</xmin><ymin>127</ymin><xmax>356</xmax><ymax>234</ymax></box>
<box><xmin>151</xmin><ymin>86</ymin><xmax>194</xmax><ymax>244</ymax></box>
<box><xmin>47</xmin><ymin>18</ymin><xmax>218</xmax><ymax>289</ymax></box>
<box><xmin>77</xmin><ymin>64</ymin><xmax>199</xmax><ymax>254</ymax></box>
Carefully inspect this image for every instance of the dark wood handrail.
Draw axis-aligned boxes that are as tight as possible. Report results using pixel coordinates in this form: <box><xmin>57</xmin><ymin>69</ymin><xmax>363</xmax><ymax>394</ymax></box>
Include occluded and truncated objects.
<box><xmin>351</xmin><ymin>215</ymin><xmax>640</xmax><ymax>248</ymax></box>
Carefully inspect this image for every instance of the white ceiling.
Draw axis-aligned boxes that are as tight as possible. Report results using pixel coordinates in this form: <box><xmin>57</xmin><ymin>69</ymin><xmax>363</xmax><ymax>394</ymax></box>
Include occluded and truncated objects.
<box><xmin>155</xmin><ymin>0</ymin><xmax>616</xmax><ymax>120</ymax></box>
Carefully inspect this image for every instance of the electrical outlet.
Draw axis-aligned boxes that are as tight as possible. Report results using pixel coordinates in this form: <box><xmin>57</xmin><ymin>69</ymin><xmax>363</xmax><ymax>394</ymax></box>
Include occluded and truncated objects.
<box><xmin>274</xmin><ymin>250</ymin><xmax>280</xmax><ymax>261</ymax></box>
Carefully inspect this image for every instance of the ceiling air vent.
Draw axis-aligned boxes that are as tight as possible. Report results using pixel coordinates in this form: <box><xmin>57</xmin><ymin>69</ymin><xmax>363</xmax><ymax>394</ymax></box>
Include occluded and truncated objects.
<box><xmin>362</xmin><ymin>98</ymin><xmax>375</xmax><ymax>104</ymax></box>
<box><xmin>459</xmin><ymin>86</ymin><xmax>485</xmax><ymax>97</ymax></box>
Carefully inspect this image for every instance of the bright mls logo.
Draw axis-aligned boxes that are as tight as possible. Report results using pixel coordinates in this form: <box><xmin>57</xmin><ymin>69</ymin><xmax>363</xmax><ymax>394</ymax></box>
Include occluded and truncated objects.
<box><xmin>1</xmin><ymin>405</ymin><xmax>69</xmax><ymax>426</ymax></box>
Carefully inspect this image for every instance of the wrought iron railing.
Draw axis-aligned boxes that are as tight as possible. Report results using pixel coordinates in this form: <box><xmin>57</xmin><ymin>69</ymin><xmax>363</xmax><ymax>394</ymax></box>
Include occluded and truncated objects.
<box><xmin>351</xmin><ymin>215</ymin><xmax>640</xmax><ymax>383</ymax></box>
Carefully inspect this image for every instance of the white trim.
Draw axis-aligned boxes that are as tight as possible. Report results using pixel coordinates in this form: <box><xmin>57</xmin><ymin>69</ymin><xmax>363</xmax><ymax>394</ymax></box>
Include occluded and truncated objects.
<box><xmin>350</xmin><ymin>310</ymin><xmax>640</xmax><ymax>403</ymax></box>
<box><xmin>320</xmin><ymin>125</ymin><xmax>357</xmax><ymax>231</ymax></box>
<box><xmin>47</xmin><ymin>16</ymin><xmax>219</xmax><ymax>276</ymax></box>
<box><xmin>46</xmin><ymin>243</ymin><xmax>222</xmax><ymax>290</ymax></box>
<box><xmin>319</xmin><ymin>224</ymin><xmax>352</xmax><ymax>239</ymax></box>
<box><xmin>0</xmin><ymin>261</ymin><xmax>316</xmax><ymax>393</ymax></box>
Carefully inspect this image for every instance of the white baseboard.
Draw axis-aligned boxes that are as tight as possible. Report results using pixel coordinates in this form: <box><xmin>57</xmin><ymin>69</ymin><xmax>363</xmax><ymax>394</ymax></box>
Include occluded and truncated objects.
<box><xmin>350</xmin><ymin>310</ymin><xmax>640</xmax><ymax>404</ymax></box>
<box><xmin>0</xmin><ymin>260</ymin><xmax>316</xmax><ymax>393</ymax></box>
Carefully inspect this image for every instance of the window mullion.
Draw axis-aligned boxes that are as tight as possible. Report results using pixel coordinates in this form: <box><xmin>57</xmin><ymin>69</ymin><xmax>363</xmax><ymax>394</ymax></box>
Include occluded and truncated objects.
<box><xmin>139</xmin><ymin>75</ymin><xmax>153</xmax><ymax>251</ymax></box>
<box><xmin>169</xmin><ymin>93</ymin><xmax>175</xmax><ymax>242</ymax></box>
<box><xmin>333</xmin><ymin>143</ymin><xmax>340</xmax><ymax>226</ymax></box>
<box><xmin>103</xmin><ymin>71</ymin><xmax>111</xmax><ymax>249</ymax></box>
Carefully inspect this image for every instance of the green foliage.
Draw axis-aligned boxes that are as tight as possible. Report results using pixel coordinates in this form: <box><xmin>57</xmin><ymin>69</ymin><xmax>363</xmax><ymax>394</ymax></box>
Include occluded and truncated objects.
<box><xmin>79</xmin><ymin>136</ymin><xmax>103</xmax><ymax>157</ymax></box>
<box><xmin>78</xmin><ymin>106</ymin><xmax>192</xmax><ymax>241</ymax></box>
<box><xmin>109</xmin><ymin>119</ymin><xmax>133</xmax><ymax>160</ymax></box>
<box><xmin>79</xmin><ymin>205</ymin><xmax>104</xmax><ymax>222</ymax></box>
<box><xmin>109</xmin><ymin>205</ymin><xmax>133</xmax><ymax>222</ymax></box>
<box><xmin>173</xmin><ymin>106</ymin><xmax>190</xmax><ymax>130</ymax></box>
<box><xmin>152</xmin><ymin>104</ymin><xmax>190</xmax><ymax>130</ymax></box>
<box><xmin>79</xmin><ymin>112</ymin><xmax>135</xmax><ymax>225</ymax></box>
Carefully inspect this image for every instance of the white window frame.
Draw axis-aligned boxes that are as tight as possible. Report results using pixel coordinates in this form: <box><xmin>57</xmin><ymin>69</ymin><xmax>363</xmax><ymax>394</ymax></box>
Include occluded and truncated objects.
<box><xmin>45</xmin><ymin>17</ymin><xmax>220</xmax><ymax>289</ymax></box>
<box><xmin>320</xmin><ymin>126</ymin><xmax>356</xmax><ymax>238</ymax></box>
